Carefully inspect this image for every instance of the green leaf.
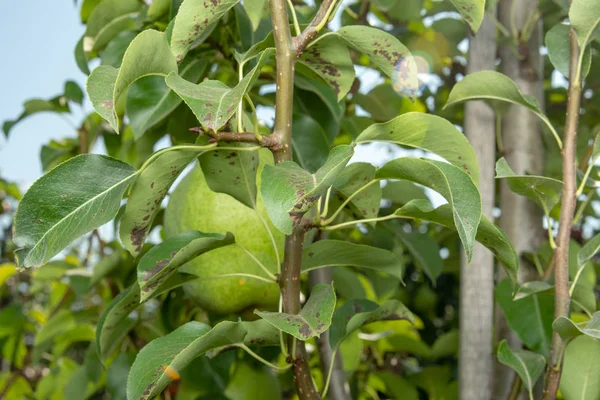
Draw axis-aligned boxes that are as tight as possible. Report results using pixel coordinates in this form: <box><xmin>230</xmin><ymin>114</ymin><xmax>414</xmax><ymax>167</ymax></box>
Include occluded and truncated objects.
<box><xmin>356</xmin><ymin>112</ymin><xmax>480</xmax><ymax>185</ymax></box>
<box><xmin>255</xmin><ymin>284</ymin><xmax>336</xmax><ymax>340</ymax></box>
<box><xmin>166</xmin><ymin>49</ymin><xmax>274</xmax><ymax>130</ymax></box>
<box><xmin>553</xmin><ymin>312</ymin><xmax>600</xmax><ymax>341</ymax></box>
<box><xmin>100</xmin><ymin>30</ymin><xmax>137</xmax><ymax>68</ymax></box>
<box><xmin>394</xmin><ymin>229</ymin><xmax>443</xmax><ymax>283</ymax></box>
<box><xmin>294</xmin><ymin>74</ymin><xmax>344</xmax><ymax>123</ymax></box>
<box><xmin>75</xmin><ymin>36</ymin><xmax>91</xmax><ymax>75</ymax></box>
<box><xmin>578</xmin><ymin>232</ymin><xmax>600</xmax><ymax>266</ymax></box>
<box><xmin>546</xmin><ymin>23</ymin><xmax>592</xmax><ymax>79</ymax></box>
<box><xmin>40</xmin><ymin>139</ymin><xmax>79</xmax><ymax>172</ymax></box>
<box><xmin>378</xmin><ymin>157</ymin><xmax>481</xmax><ymax>261</ymax></box>
<box><xmin>148</xmin><ymin>0</ymin><xmax>171</xmax><ymax>20</ymax></box>
<box><xmin>291</xmin><ymin>114</ymin><xmax>331</xmax><ymax>173</ymax></box>
<box><xmin>170</xmin><ymin>0</ymin><xmax>241</xmax><ymax>62</ymax></box>
<box><xmin>394</xmin><ymin>200</ymin><xmax>518</xmax><ymax>283</ymax></box>
<box><xmin>127</xmin><ymin>320</ymin><xmax>278</xmax><ymax>400</ymax></box>
<box><xmin>496</xmin><ymin>279</ymin><xmax>553</xmax><ymax>357</ymax></box>
<box><xmin>560</xmin><ymin>336</ymin><xmax>600</xmax><ymax>400</ymax></box>
<box><xmin>298</xmin><ymin>35</ymin><xmax>355</xmax><ymax>100</ymax></box>
<box><xmin>444</xmin><ymin>71</ymin><xmax>557</xmax><ymax>143</ymax></box>
<box><xmin>3</xmin><ymin>96</ymin><xmax>70</xmax><ymax>137</ymax></box>
<box><xmin>137</xmin><ymin>231</ymin><xmax>235</xmax><ymax>301</ymax></box>
<box><xmin>495</xmin><ymin>158</ymin><xmax>563</xmax><ymax>215</ymax></box>
<box><xmin>329</xmin><ymin>299</ymin><xmax>414</xmax><ymax>350</ymax></box>
<box><xmin>13</xmin><ymin>155</ymin><xmax>136</xmax><ymax>268</ymax></box>
<box><xmin>336</xmin><ymin>26</ymin><xmax>418</xmax><ymax>96</ymax></box>
<box><xmin>127</xmin><ymin>58</ymin><xmax>208</xmax><ymax>139</ymax></box>
<box><xmin>497</xmin><ymin>340</ymin><xmax>546</xmax><ymax>399</ymax></box>
<box><xmin>119</xmin><ymin>144</ymin><xmax>217</xmax><ymax>257</ymax></box>
<box><xmin>333</xmin><ymin>163</ymin><xmax>382</xmax><ymax>223</ymax></box>
<box><xmin>383</xmin><ymin>181</ymin><xmax>428</xmax><ymax>206</ymax></box>
<box><xmin>96</xmin><ymin>274</ymin><xmax>197</xmax><ymax>359</ymax></box>
<box><xmin>447</xmin><ymin>0</ymin><xmax>485</xmax><ymax>33</ymax></box>
<box><xmin>199</xmin><ymin>144</ymin><xmax>260</xmax><ymax>208</ymax></box>
<box><xmin>570</xmin><ymin>0</ymin><xmax>600</xmax><ymax>50</ymax></box>
<box><xmin>243</xmin><ymin>0</ymin><xmax>268</xmax><ymax>31</ymax></box>
<box><xmin>261</xmin><ymin>145</ymin><xmax>354</xmax><ymax>234</ymax></box>
<box><xmin>84</xmin><ymin>0</ymin><xmax>141</xmax><ymax>52</ymax></box>
<box><xmin>302</xmin><ymin>240</ymin><xmax>404</xmax><ymax>280</ymax></box>
<box><xmin>87</xmin><ymin>30</ymin><xmax>178</xmax><ymax>133</ymax></box>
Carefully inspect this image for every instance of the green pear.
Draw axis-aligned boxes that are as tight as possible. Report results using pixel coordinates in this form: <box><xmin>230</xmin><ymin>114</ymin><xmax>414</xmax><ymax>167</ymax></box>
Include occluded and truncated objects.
<box><xmin>164</xmin><ymin>162</ymin><xmax>283</xmax><ymax>314</ymax></box>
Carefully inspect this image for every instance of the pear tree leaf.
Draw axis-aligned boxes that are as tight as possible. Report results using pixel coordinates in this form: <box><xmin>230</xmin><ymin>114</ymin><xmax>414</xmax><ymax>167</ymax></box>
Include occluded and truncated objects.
<box><xmin>447</xmin><ymin>0</ymin><xmax>485</xmax><ymax>33</ymax></box>
<box><xmin>199</xmin><ymin>144</ymin><xmax>260</xmax><ymax>209</ymax></box>
<box><xmin>578</xmin><ymin>232</ymin><xmax>600</xmax><ymax>266</ymax></box>
<box><xmin>84</xmin><ymin>0</ymin><xmax>141</xmax><ymax>52</ymax></box>
<box><xmin>302</xmin><ymin>240</ymin><xmax>404</xmax><ymax>281</ymax></box>
<box><xmin>546</xmin><ymin>23</ymin><xmax>592</xmax><ymax>79</ymax></box>
<box><xmin>497</xmin><ymin>340</ymin><xmax>546</xmax><ymax>400</ymax></box>
<box><xmin>96</xmin><ymin>274</ymin><xmax>198</xmax><ymax>360</ymax></box>
<box><xmin>87</xmin><ymin>30</ymin><xmax>178</xmax><ymax>133</ymax></box>
<box><xmin>355</xmin><ymin>112</ymin><xmax>480</xmax><ymax>185</ymax></box>
<box><xmin>291</xmin><ymin>114</ymin><xmax>331</xmax><ymax>173</ymax></box>
<box><xmin>261</xmin><ymin>145</ymin><xmax>354</xmax><ymax>234</ymax></box>
<box><xmin>137</xmin><ymin>231</ymin><xmax>235</xmax><ymax>301</ymax></box>
<box><xmin>243</xmin><ymin>0</ymin><xmax>268</xmax><ymax>31</ymax></box>
<box><xmin>170</xmin><ymin>0</ymin><xmax>241</xmax><ymax>62</ymax></box>
<box><xmin>377</xmin><ymin>157</ymin><xmax>482</xmax><ymax>261</ymax></box>
<box><xmin>147</xmin><ymin>0</ymin><xmax>171</xmax><ymax>20</ymax></box>
<box><xmin>329</xmin><ymin>299</ymin><xmax>414</xmax><ymax>350</ymax></box>
<box><xmin>553</xmin><ymin>312</ymin><xmax>600</xmax><ymax>342</ymax></box>
<box><xmin>298</xmin><ymin>35</ymin><xmax>355</xmax><ymax>100</ymax></box>
<box><xmin>13</xmin><ymin>155</ymin><xmax>137</xmax><ymax>268</ymax></box>
<box><xmin>119</xmin><ymin>144</ymin><xmax>217</xmax><ymax>257</ymax></box>
<box><xmin>127</xmin><ymin>58</ymin><xmax>209</xmax><ymax>139</ymax></box>
<box><xmin>570</xmin><ymin>0</ymin><xmax>600</xmax><ymax>50</ymax></box>
<box><xmin>165</xmin><ymin>49</ymin><xmax>274</xmax><ymax>131</ymax></box>
<box><xmin>560</xmin><ymin>336</ymin><xmax>600</xmax><ymax>400</ymax></box>
<box><xmin>394</xmin><ymin>229</ymin><xmax>443</xmax><ymax>284</ymax></box>
<box><xmin>255</xmin><ymin>284</ymin><xmax>336</xmax><ymax>340</ymax></box>
<box><xmin>393</xmin><ymin>200</ymin><xmax>518</xmax><ymax>283</ymax></box>
<box><xmin>127</xmin><ymin>320</ymin><xmax>278</xmax><ymax>400</ymax></box>
<box><xmin>333</xmin><ymin>163</ymin><xmax>382</xmax><ymax>223</ymax></box>
<box><xmin>444</xmin><ymin>71</ymin><xmax>557</xmax><ymax>144</ymax></box>
<box><xmin>495</xmin><ymin>158</ymin><xmax>563</xmax><ymax>215</ymax></box>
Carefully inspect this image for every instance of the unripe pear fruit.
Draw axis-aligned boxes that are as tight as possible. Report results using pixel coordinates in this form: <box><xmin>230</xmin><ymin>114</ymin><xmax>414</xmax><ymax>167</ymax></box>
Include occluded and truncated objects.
<box><xmin>164</xmin><ymin>161</ymin><xmax>283</xmax><ymax>314</ymax></box>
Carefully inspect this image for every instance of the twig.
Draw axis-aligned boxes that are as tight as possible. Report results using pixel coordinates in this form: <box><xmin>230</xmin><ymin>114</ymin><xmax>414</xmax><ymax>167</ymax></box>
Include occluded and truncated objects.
<box><xmin>293</xmin><ymin>0</ymin><xmax>337</xmax><ymax>56</ymax></box>
<box><xmin>189</xmin><ymin>128</ymin><xmax>281</xmax><ymax>150</ymax></box>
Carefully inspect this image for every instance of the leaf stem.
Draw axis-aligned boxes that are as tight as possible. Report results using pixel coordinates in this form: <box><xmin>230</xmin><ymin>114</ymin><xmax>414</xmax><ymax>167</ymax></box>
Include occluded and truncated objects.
<box><xmin>287</xmin><ymin>0</ymin><xmax>301</xmax><ymax>36</ymax></box>
<box><xmin>542</xmin><ymin>15</ymin><xmax>582</xmax><ymax>399</ymax></box>
<box><xmin>239</xmin><ymin>344</ymin><xmax>292</xmax><ymax>370</ymax></box>
<box><xmin>321</xmin><ymin>180</ymin><xmax>378</xmax><ymax>225</ymax></box>
<box><xmin>197</xmin><ymin>273</ymin><xmax>276</xmax><ymax>284</ymax></box>
<box><xmin>321</xmin><ymin>213</ymin><xmax>398</xmax><ymax>231</ymax></box>
<box><xmin>236</xmin><ymin>243</ymin><xmax>278</xmax><ymax>280</ymax></box>
<box><xmin>139</xmin><ymin>144</ymin><xmax>218</xmax><ymax>172</ymax></box>
<box><xmin>321</xmin><ymin>349</ymin><xmax>337</xmax><ymax>399</ymax></box>
<box><xmin>293</xmin><ymin>0</ymin><xmax>338</xmax><ymax>55</ymax></box>
<box><xmin>576</xmin><ymin>159</ymin><xmax>596</xmax><ymax>197</ymax></box>
<box><xmin>244</xmin><ymin>94</ymin><xmax>261</xmax><ymax>139</ymax></box>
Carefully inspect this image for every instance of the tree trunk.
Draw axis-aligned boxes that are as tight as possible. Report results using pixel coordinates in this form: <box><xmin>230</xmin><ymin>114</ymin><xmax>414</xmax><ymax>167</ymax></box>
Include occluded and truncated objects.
<box><xmin>459</xmin><ymin>9</ymin><xmax>498</xmax><ymax>400</ymax></box>
<box><xmin>494</xmin><ymin>0</ymin><xmax>546</xmax><ymax>398</ymax></box>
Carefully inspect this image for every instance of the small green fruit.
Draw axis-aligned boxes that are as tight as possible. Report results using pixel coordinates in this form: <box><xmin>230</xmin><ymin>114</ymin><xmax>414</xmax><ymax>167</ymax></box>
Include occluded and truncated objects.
<box><xmin>164</xmin><ymin>162</ymin><xmax>283</xmax><ymax>314</ymax></box>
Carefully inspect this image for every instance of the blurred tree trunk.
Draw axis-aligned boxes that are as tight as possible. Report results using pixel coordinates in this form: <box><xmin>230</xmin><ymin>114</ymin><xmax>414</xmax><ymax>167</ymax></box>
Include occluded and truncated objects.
<box><xmin>459</xmin><ymin>7</ymin><xmax>498</xmax><ymax>400</ymax></box>
<box><xmin>493</xmin><ymin>0</ymin><xmax>546</xmax><ymax>398</ymax></box>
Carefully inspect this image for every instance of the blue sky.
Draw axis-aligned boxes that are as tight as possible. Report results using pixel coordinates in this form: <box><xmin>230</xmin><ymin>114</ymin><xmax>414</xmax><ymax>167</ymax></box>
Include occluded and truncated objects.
<box><xmin>0</xmin><ymin>1</ymin><xmax>88</xmax><ymax>186</ymax></box>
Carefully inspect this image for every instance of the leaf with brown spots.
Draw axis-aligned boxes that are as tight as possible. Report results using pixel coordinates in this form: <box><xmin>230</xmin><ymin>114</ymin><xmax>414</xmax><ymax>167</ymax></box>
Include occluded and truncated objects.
<box><xmin>170</xmin><ymin>0</ymin><xmax>241</xmax><ymax>62</ymax></box>
<box><xmin>298</xmin><ymin>35</ymin><xmax>355</xmax><ymax>101</ymax></box>
<box><xmin>329</xmin><ymin>299</ymin><xmax>414</xmax><ymax>350</ymax></box>
<box><xmin>137</xmin><ymin>231</ymin><xmax>234</xmax><ymax>301</ymax></box>
<box><xmin>119</xmin><ymin>143</ymin><xmax>217</xmax><ymax>257</ymax></box>
<box><xmin>255</xmin><ymin>284</ymin><xmax>336</xmax><ymax>340</ymax></box>
<box><xmin>166</xmin><ymin>49</ymin><xmax>274</xmax><ymax>131</ymax></box>
<box><xmin>447</xmin><ymin>0</ymin><xmax>485</xmax><ymax>33</ymax></box>
<box><xmin>127</xmin><ymin>320</ymin><xmax>278</xmax><ymax>400</ymax></box>
<box><xmin>260</xmin><ymin>145</ymin><xmax>354</xmax><ymax>234</ymax></box>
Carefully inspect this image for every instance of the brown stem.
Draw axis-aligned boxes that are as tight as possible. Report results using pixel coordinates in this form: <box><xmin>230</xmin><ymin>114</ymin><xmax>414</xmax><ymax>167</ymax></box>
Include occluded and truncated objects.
<box><xmin>542</xmin><ymin>19</ymin><xmax>582</xmax><ymax>400</ymax></box>
<box><xmin>507</xmin><ymin>372</ymin><xmax>523</xmax><ymax>400</ymax></box>
<box><xmin>189</xmin><ymin>128</ymin><xmax>282</xmax><ymax>149</ymax></box>
<box><xmin>293</xmin><ymin>0</ymin><xmax>336</xmax><ymax>56</ymax></box>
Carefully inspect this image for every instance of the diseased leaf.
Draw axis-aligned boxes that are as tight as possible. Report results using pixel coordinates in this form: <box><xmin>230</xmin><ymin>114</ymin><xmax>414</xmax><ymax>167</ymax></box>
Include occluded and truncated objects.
<box><xmin>560</xmin><ymin>336</ymin><xmax>600</xmax><ymax>400</ymax></box>
<box><xmin>127</xmin><ymin>320</ymin><xmax>278</xmax><ymax>400</ymax></box>
<box><xmin>447</xmin><ymin>0</ymin><xmax>485</xmax><ymax>33</ymax></box>
<box><xmin>553</xmin><ymin>312</ymin><xmax>600</xmax><ymax>341</ymax></box>
<box><xmin>302</xmin><ymin>240</ymin><xmax>404</xmax><ymax>280</ymax></box>
<box><xmin>495</xmin><ymin>158</ymin><xmax>563</xmax><ymax>215</ymax></box>
<box><xmin>255</xmin><ymin>284</ymin><xmax>336</xmax><ymax>340</ymax></box>
<box><xmin>333</xmin><ymin>163</ymin><xmax>382</xmax><ymax>223</ymax></box>
<box><xmin>496</xmin><ymin>279</ymin><xmax>553</xmax><ymax>357</ymax></box>
<box><xmin>13</xmin><ymin>155</ymin><xmax>137</xmax><ymax>268</ymax></box>
<box><xmin>137</xmin><ymin>231</ymin><xmax>235</xmax><ymax>301</ymax></box>
<box><xmin>199</xmin><ymin>144</ymin><xmax>260</xmax><ymax>209</ymax></box>
<box><xmin>119</xmin><ymin>144</ymin><xmax>217</xmax><ymax>257</ymax></box>
<box><xmin>261</xmin><ymin>145</ymin><xmax>354</xmax><ymax>234</ymax></box>
<box><xmin>127</xmin><ymin>58</ymin><xmax>208</xmax><ymax>139</ymax></box>
<box><xmin>166</xmin><ymin>49</ymin><xmax>274</xmax><ymax>131</ymax></box>
<box><xmin>170</xmin><ymin>0</ymin><xmax>241</xmax><ymax>62</ymax></box>
<box><xmin>570</xmin><ymin>0</ymin><xmax>600</xmax><ymax>50</ymax></box>
<box><xmin>329</xmin><ymin>299</ymin><xmax>414</xmax><ymax>350</ymax></box>
<box><xmin>298</xmin><ymin>35</ymin><xmax>355</xmax><ymax>101</ymax></box>
<box><xmin>87</xmin><ymin>30</ymin><xmax>178</xmax><ymax>133</ymax></box>
<box><xmin>497</xmin><ymin>340</ymin><xmax>546</xmax><ymax>400</ymax></box>
<box><xmin>355</xmin><ymin>112</ymin><xmax>480</xmax><ymax>185</ymax></box>
<box><xmin>377</xmin><ymin>157</ymin><xmax>482</xmax><ymax>261</ymax></box>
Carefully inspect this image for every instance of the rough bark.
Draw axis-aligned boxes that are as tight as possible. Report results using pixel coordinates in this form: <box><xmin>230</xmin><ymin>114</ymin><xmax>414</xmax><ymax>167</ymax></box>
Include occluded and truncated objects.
<box><xmin>494</xmin><ymin>0</ymin><xmax>546</xmax><ymax>398</ymax></box>
<box><xmin>459</xmin><ymin>9</ymin><xmax>498</xmax><ymax>400</ymax></box>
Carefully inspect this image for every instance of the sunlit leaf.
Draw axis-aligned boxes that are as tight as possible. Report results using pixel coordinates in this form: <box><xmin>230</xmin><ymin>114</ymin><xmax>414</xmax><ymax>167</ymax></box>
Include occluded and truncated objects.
<box><xmin>560</xmin><ymin>336</ymin><xmax>600</xmax><ymax>400</ymax></box>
